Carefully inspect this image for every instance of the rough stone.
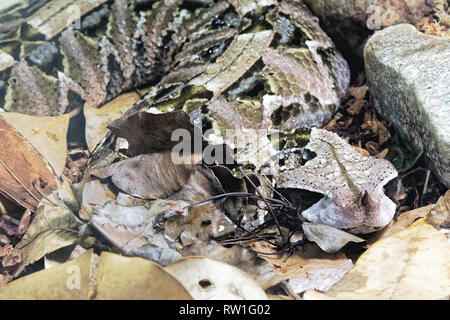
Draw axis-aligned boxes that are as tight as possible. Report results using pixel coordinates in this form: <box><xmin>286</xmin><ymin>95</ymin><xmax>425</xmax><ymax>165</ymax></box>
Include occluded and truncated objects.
<box><xmin>364</xmin><ymin>24</ymin><xmax>450</xmax><ymax>187</ymax></box>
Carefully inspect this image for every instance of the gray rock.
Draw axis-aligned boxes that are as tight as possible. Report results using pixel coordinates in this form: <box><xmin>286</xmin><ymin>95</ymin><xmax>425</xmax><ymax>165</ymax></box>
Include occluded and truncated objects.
<box><xmin>364</xmin><ymin>24</ymin><xmax>450</xmax><ymax>187</ymax></box>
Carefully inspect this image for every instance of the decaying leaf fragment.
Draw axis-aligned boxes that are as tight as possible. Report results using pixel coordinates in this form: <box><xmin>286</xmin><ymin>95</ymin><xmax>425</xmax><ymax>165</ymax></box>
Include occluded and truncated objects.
<box><xmin>278</xmin><ymin>128</ymin><xmax>398</xmax><ymax>234</ymax></box>
<box><xmin>0</xmin><ymin>112</ymin><xmax>70</xmax><ymax>176</ymax></box>
<box><xmin>90</xmin><ymin>199</ymin><xmax>183</xmax><ymax>265</ymax></box>
<box><xmin>0</xmin><ymin>116</ymin><xmax>60</xmax><ymax>211</ymax></box>
<box><xmin>370</xmin><ymin>189</ymin><xmax>450</xmax><ymax>244</ymax></box>
<box><xmin>253</xmin><ymin>242</ymin><xmax>353</xmax><ymax>294</ymax></box>
<box><xmin>13</xmin><ymin>180</ymin><xmax>83</xmax><ymax>276</ymax></box>
<box><xmin>165</xmin><ymin>257</ymin><xmax>267</xmax><ymax>300</ymax></box>
<box><xmin>107</xmin><ymin>110</ymin><xmax>197</xmax><ymax>156</ymax></box>
<box><xmin>302</xmin><ymin>222</ymin><xmax>365</xmax><ymax>253</ymax></box>
<box><xmin>84</xmin><ymin>88</ymin><xmax>149</xmax><ymax>152</ymax></box>
<box><xmin>90</xmin><ymin>151</ymin><xmax>203</xmax><ymax>199</ymax></box>
<box><xmin>426</xmin><ymin>189</ymin><xmax>450</xmax><ymax>229</ymax></box>
<box><xmin>323</xmin><ymin>219</ymin><xmax>450</xmax><ymax>299</ymax></box>
<box><xmin>164</xmin><ymin>165</ymin><xmax>236</xmax><ymax>242</ymax></box>
<box><xmin>79</xmin><ymin>179</ymin><xmax>116</xmax><ymax>219</ymax></box>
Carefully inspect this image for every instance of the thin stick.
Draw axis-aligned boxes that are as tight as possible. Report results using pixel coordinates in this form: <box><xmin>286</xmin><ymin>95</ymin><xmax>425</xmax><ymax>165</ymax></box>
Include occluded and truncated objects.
<box><xmin>267</xmin><ymin>184</ymin><xmax>291</xmax><ymax>207</ymax></box>
<box><xmin>184</xmin><ymin>192</ymin><xmax>286</xmax><ymax>209</ymax></box>
<box><xmin>237</xmin><ymin>167</ymin><xmax>286</xmax><ymax>244</ymax></box>
<box><xmin>422</xmin><ymin>170</ymin><xmax>430</xmax><ymax>196</ymax></box>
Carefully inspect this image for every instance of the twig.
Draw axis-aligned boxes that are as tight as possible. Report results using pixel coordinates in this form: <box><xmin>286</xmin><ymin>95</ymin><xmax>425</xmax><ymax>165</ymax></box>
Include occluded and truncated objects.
<box><xmin>237</xmin><ymin>166</ymin><xmax>286</xmax><ymax>245</ymax></box>
<box><xmin>422</xmin><ymin>170</ymin><xmax>431</xmax><ymax>196</ymax></box>
<box><xmin>184</xmin><ymin>192</ymin><xmax>286</xmax><ymax>209</ymax></box>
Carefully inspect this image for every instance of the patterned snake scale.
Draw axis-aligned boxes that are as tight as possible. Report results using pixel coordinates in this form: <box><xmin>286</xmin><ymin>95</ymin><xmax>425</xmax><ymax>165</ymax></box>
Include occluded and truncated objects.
<box><xmin>0</xmin><ymin>0</ymin><xmax>350</xmax><ymax>144</ymax></box>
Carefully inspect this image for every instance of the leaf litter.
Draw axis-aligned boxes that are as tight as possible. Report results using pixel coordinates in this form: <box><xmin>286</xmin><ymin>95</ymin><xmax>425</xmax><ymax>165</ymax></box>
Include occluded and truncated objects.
<box><xmin>0</xmin><ymin>86</ymin><xmax>448</xmax><ymax>300</ymax></box>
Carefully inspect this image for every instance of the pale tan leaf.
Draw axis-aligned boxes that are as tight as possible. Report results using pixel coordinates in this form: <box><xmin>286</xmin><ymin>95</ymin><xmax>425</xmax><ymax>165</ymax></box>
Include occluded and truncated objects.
<box><xmin>0</xmin><ymin>116</ymin><xmax>60</xmax><ymax>211</ymax></box>
<box><xmin>84</xmin><ymin>90</ymin><xmax>146</xmax><ymax>151</ymax></box>
<box><xmin>17</xmin><ymin>209</ymin><xmax>33</xmax><ymax>236</ymax></box>
<box><xmin>370</xmin><ymin>190</ymin><xmax>450</xmax><ymax>245</ymax></box>
<box><xmin>79</xmin><ymin>179</ymin><xmax>115</xmax><ymax>219</ymax></box>
<box><xmin>1</xmin><ymin>250</ymin><xmax>192</xmax><ymax>300</ymax></box>
<box><xmin>92</xmin><ymin>151</ymin><xmax>203</xmax><ymax>200</ymax></box>
<box><xmin>165</xmin><ymin>257</ymin><xmax>267</xmax><ymax>300</ymax></box>
<box><xmin>426</xmin><ymin>190</ymin><xmax>450</xmax><ymax>229</ymax></box>
<box><xmin>325</xmin><ymin>219</ymin><xmax>450</xmax><ymax>299</ymax></box>
<box><xmin>95</xmin><ymin>252</ymin><xmax>192</xmax><ymax>300</ymax></box>
<box><xmin>369</xmin><ymin>205</ymin><xmax>434</xmax><ymax>245</ymax></box>
<box><xmin>253</xmin><ymin>242</ymin><xmax>352</xmax><ymax>294</ymax></box>
<box><xmin>302</xmin><ymin>222</ymin><xmax>365</xmax><ymax>253</ymax></box>
<box><xmin>0</xmin><ymin>112</ymin><xmax>70</xmax><ymax>176</ymax></box>
<box><xmin>0</xmin><ymin>250</ymin><xmax>93</xmax><ymax>300</ymax></box>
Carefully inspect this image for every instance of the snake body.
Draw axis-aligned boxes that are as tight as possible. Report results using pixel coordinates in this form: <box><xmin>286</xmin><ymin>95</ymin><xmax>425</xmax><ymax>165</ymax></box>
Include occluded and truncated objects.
<box><xmin>0</xmin><ymin>0</ymin><xmax>350</xmax><ymax>140</ymax></box>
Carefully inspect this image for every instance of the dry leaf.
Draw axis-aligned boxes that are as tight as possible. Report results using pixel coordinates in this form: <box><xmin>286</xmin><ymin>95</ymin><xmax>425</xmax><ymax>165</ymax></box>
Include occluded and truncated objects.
<box><xmin>0</xmin><ymin>112</ymin><xmax>70</xmax><ymax>176</ymax></box>
<box><xmin>14</xmin><ymin>183</ymin><xmax>83</xmax><ymax>276</ymax></box>
<box><xmin>0</xmin><ymin>250</ymin><xmax>192</xmax><ymax>300</ymax></box>
<box><xmin>1</xmin><ymin>248</ymin><xmax>21</xmax><ymax>268</ymax></box>
<box><xmin>278</xmin><ymin>128</ymin><xmax>398</xmax><ymax>234</ymax></box>
<box><xmin>347</xmin><ymin>86</ymin><xmax>368</xmax><ymax>115</ymax></box>
<box><xmin>107</xmin><ymin>110</ymin><xmax>197</xmax><ymax>156</ymax></box>
<box><xmin>369</xmin><ymin>205</ymin><xmax>434</xmax><ymax>245</ymax></box>
<box><xmin>176</xmin><ymin>238</ymin><xmax>281</xmax><ymax>290</ymax></box>
<box><xmin>426</xmin><ymin>190</ymin><xmax>450</xmax><ymax>229</ymax></box>
<box><xmin>253</xmin><ymin>242</ymin><xmax>353</xmax><ymax>294</ymax></box>
<box><xmin>79</xmin><ymin>180</ymin><xmax>116</xmax><ymax>219</ymax></box>
<box><xmin>371</xmin><ymin>190</ymin><xmax>450</xmax><ymax>244</ymax></box>
<box><xmin>165</xmin><ymin>257</ymin><xmax>267</xmax><ymax>300</ymax></box>
<box><xmin>95</xmin><ymin>252</ymin><xmax>192</xmax><ymax>300</ymax></box>
<box><xmin>0</xmin><ymin>250</ymin><xmax>93</xmax><ymax>299</ymax></box>
<box><xmin>361</xmin><ymin>109</ymin><xmax>391</xmax><ymax>145</ymax></box>
<box><xmin>302</xmin><ymin>222</ymin><xmax>365</xmax><ymax>253</ymax></box>
<box><xmin>0</xmin><ymin>116</ymin><xmax>60</xmax><ymax>211</ymax></box>
<box><xmin>91</xmin><ymin>151</ymin><xmax>203</xmax><ymax>199</ymax></box>
<box><xmin>90</xmin><ymin>199</ymin><xmax>181</xmax><ymax>255</ymax></box>
<box><xmin>84</xmin><ymin>89</ymin><xmax>149</xmax><ymax>152</ymax></box>
<box><xmin>325</xmin><ymin>219</ymin><xmax>450</xmax><ymax>299</ymax></box>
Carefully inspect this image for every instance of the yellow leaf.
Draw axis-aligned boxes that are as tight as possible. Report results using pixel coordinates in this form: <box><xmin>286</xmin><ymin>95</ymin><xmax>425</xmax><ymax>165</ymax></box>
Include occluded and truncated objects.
<box><xmin>0</xmin><ymin>250</ymin><xmax>93</xmax><ymax>300</ymax></box>
<box><xmin>95</xmin><ymin>252</ymin><xmax>192</xmax><ymax>300</ymax></box>
<box><xmin>324</xmin><ymin>219</ymin><xmax>450</xmax><ymax>299</ymax></box>
<box><xmin>1</xmin><ymin>251</ymin><xmax>192</xmax><ymax>300</ymax></box>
